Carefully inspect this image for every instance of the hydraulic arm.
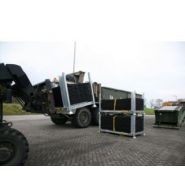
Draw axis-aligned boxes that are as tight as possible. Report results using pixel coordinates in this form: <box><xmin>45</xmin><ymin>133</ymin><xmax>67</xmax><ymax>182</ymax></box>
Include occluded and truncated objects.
<box><xmin>0</xmin><ymin>63</ymin><xmax>53</xmax><ymax>114</ymax></box>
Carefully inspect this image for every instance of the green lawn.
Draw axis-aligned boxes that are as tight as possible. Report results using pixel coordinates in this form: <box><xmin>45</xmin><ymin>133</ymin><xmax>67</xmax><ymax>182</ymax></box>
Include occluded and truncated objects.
<box><xmin>144</xmin><ymin>108</ymin><xmax>155</xmax><ymax>115</ymax></box>
<box><xmin>3</xmin><ymin>103</ymin><xmax>32</xmax><ymax>115</ymax></box>
<box><xmin>3</xmin><ymin>103</ymin><xmax>155</xmax><ymax>116</ymax></box>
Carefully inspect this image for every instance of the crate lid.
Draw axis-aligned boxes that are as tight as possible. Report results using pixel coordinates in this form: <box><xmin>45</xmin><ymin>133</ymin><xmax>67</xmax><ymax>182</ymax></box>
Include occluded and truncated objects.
<box><xmin>158</xmin><ymin>106</ymin><xmax>181</xmax><ymax>111</ymax></box>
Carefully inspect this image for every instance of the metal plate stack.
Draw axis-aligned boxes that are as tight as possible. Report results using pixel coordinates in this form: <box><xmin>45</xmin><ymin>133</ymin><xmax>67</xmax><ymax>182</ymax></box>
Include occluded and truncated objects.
<box><xmin>68</xmin><ymin>83</ymin><xmax>93</xmax><ymax>105</ymax></box>
<box><xmin>52</xmin><ymin>87</ymin><xmax>63</xmax><ymax>107</ymax></box>
<box><xmin>101</xmin><ymin>98</ymin><xmax>144</xmax><ymax>111</ymax></box>
<box><xmin>101</xmin><ymin>114</ymin><xmax>144</xmax><ymax>134</ymax></box>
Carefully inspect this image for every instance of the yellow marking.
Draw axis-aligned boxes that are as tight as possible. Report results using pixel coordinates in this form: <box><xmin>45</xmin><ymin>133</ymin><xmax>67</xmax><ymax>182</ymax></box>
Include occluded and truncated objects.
<box><xmin>55</xmin><ymin>107</ymin><xmax>63</xmax><ymax>113</ymax></box>
<box><xmin>121</xmin><ymin>132</ymin><xmax>129</xmax><ymax>136</ymax></box>
<box><xmin>113</xmin><ymin>116</ymin><xmax>117</xmax><ymax>131</ymax></box>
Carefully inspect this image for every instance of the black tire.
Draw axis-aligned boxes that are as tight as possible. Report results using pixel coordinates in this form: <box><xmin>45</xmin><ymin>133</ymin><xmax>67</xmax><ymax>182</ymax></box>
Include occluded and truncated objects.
<box><xmin>92</xmin><ymin>108</ymin><xmax>99</xmax><ymax>126</ymax></box>
<box><xmin>0</xmin><ymin>127</ymin><xmax>29</xmax><ymax>166</ymax></box>
<box><xmin>72</xmin><ymin>108</ymin><xmax>92</xmax><ymax>128</ymax></box>
<box><xmin>50</xmin><ymin>115</ymin><xmax>68</xmax><ymax>125</ymax></box>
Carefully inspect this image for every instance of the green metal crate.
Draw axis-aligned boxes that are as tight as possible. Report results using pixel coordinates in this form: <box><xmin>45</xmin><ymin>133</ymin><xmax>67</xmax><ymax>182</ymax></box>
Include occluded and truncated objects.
<box><xmin>154</xmin><ymin>106</ymin><xmax>185</xmax><ymax>129</ymax></box>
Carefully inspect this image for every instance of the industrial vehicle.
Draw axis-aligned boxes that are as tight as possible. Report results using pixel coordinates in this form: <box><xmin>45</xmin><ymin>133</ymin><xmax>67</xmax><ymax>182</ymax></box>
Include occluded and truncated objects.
<box><xmin>0</xmin><ymin>63</ymin><xmax>101</xmax><ymax>165</ymax></box>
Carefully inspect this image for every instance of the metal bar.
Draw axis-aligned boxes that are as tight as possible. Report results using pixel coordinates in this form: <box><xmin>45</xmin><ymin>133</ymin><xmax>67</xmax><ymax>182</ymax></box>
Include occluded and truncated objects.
<box><xmin>100</xmin><ymin>129</ymin><xmax>130</xmax><ymax>136</ymax></box>
<box><xmin>73</xmin><ymin>41</ymin><xmax>76</xmax><ymax>73</ymax></box>
<box><xmin>100</xmin><ymin>129</ymin><xmax>144</xmax><ymax>137</ymax></box>
<box><xmin>70</xmin><ymin>101</ymin><xmax>94</xmax><ymax>110</ymax></box>
<box><xmin>88</xmin><ymin>72</ymin><xmax>96</xmax><ymax>108</ymax></box>
<box><xmin>142</xmin><ymin>93</ymin><xmax>145</xmax><ymax>136</ymax></box>
<box><xmin>59</xmin><ymin>73</ymin><xmax>73</xmax><ymax>114</ymax></box>
<box><xmin>101</xmin><ymin>110</ymin><xmax>144</xmax><ymax>114</ymax></box>
<box><xmin>153</xmin><ymin>125</ymin><xmax>180</xmax><ymax>129</ymax></box>
<box><xmin>0</xmin><ymin>95</ymin><xmax>3</xmax><ymax>123</ymax></box>
<box><xmin>131</xmin><ymin>91</ymin><xmax>136</xmax><ymax>138</ymax></box>
<box><xmin>99</xmin><ymin>85</ymin><xmax>102</xmax><ymax>133</ymax></box>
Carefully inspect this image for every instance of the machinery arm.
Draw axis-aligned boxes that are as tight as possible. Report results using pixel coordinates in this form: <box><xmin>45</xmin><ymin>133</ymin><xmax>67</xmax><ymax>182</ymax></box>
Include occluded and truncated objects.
<box><xmin>0</xmin><ymin>63</ymin><xmax>51</xmax><ymax>113</ymax></box>
<box><xmin>0</xmin><ymin>63</ymin><xmax>34</xmax><ymax>102</ymax></box>
<box><xmin>0</xmin><ymin>62</ymin><xmax>33</xmax><ymax>105</ymax></box>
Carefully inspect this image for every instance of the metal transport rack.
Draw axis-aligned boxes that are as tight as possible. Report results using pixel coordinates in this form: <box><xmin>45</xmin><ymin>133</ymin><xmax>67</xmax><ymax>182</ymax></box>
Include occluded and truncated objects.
<box><xmin>58</xmin><ymin>72</ymin><xmax>96</xmax><ymax>115</ymax></box>
<box><xmin>99</xmin><ymin>91</ymin><xmax>145</xmax><ymax>139</ymax></box>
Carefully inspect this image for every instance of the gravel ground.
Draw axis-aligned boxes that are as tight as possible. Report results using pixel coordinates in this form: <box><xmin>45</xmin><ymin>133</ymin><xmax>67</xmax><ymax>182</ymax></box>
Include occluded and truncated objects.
<box><xmin>5</xmin><ymin>115</ymin><xmax>185</xmax><ymax>166</ymax></box>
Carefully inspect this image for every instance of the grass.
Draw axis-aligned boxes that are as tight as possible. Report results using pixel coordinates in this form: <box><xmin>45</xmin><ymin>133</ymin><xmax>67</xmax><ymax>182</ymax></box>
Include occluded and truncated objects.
<box><xmin>144</xmin><ymin>108</ymin><xmax>155</xmax><ymax>115</ymax></box>
<box><xmin>3</xmin><ymin>103</ymin><xmax>155</xmax><ymax>116</ymax></box>
<box><xmin>3</xmin><ymin>103</ymin><xmax>32</xmax><ymax>115</ymax></box>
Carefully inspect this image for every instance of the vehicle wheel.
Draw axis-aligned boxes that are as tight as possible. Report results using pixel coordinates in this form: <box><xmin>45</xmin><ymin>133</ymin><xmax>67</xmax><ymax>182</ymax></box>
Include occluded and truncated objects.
<box><xmin>50</xmin><ymin>115</ymin><xmax>68</xmax><ymax>125</ymax></box>
<box><xmin>92</xmin><ymin>108</ymin><xmax>99</xmax><ymax>126</ymax></box>
<box><xmin>0</xmin><ymin>127</ymin><xmax>29</xmax><ymax>166</ymax></box>
<box><xmin>72</xmin><ymin>108</ymin><xmax>92</xmax><ymax>128</ymax></box>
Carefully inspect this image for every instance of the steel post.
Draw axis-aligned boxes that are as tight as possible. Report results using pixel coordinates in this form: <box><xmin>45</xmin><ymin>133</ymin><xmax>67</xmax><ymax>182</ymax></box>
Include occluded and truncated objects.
<box><xmin>131</xmin><ymin>91</ymin><xmax>136</xmax><ymax>138</ymax></box>
<box><xmin>88</xmin><ymin>72</ymin><xmax>96</xmax><ymax>108</ymax></box>
<box><xmin>0</xmin><ymin>94</ymin><xmax>3</xmax><ymax>123</ymax></box>
<box><xmin>59</xmin><ymin>73</ymin><xmax>73</xmax><ymax>114</ymax></box>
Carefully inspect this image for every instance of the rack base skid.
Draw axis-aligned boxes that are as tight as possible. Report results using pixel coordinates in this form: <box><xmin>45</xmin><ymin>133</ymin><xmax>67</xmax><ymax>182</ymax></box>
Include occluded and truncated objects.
<box><xmin>100</xmin><ymin>129</ymin><xmax>145</xmax><ymax>138</ymax></box>
<box><xmin>153</xmin><ymin>124</ymin><xmax>180</xmax><ymax>130</ymax></box>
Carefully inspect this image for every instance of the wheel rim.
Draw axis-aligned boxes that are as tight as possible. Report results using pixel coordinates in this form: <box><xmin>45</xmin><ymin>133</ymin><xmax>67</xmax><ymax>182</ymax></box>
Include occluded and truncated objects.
<box><xmin>0</xmin><ymin>142</ymin><xmax>15</xmax><ymax>165</ymax></box>
<box><xmin>79</xmin><ymin>111</ymin><xmax>90</xmax><ymax>125</ymax></box>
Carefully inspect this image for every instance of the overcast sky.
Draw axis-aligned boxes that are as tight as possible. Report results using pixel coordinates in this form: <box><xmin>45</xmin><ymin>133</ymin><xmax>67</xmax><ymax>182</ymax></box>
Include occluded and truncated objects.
<box><xmin>0</xmin><ymin>41</ymin><xmax>185</xmax><ymax>104</ymax></box>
